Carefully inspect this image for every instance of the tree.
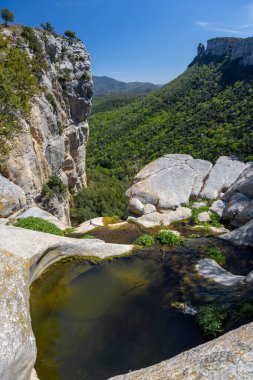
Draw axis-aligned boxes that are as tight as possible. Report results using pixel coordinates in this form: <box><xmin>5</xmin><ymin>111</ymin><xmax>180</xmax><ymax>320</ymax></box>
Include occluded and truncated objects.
<box><xmin>40</xmin><ymin>22</ymin><xmax>54</xmax><ymax>33</ymax></box>
<box><xmin>64</xmin><ymin>30</ymin><xmax>77</xmax><ymax>40</ymax></box>
<box><xmin>1</xmin><ymin>8</ymin><xmax>14</xmax><ymax>27</ymax></box>
<box><xmin>197</xmin><ymin>43</ymin><xmax>205</xmax><ymax>56</ymax></box>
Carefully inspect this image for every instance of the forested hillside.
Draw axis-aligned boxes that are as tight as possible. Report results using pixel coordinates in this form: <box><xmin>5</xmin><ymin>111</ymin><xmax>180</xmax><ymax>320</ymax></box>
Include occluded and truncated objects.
<box><xmin>72</xmin><ymin>42</ymin><xmax>253</xmax><ymax>222</ymax></box>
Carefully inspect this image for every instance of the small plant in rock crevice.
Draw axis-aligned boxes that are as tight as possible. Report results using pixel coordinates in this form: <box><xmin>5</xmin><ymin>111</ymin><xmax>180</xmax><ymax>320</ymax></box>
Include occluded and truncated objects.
<box><xmin>196</xmin><ymin>304</ymin><xmax>228</xmax><ymax>337</ymax></box>
<box><xmin>205</xmin><ymin>246</ymin><xmax>226</xmax><ymax>265</ymax></box>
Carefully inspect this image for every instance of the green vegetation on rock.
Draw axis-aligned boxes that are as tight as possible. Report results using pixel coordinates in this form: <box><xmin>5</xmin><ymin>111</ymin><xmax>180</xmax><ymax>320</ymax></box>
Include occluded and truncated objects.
<box><xmin>15</xmin><ymin>217</ymin><xmax>64</xmax><ymax>236</ymax></box>
<box><xmin>205</xmin><ymin>246</ymin><xmax>226</xmax><ymax>265</ymax></box>
<box><xmin>134</xmin><ymin>234</ymin><xmax>155</xmax><ymax>247</ymax></box>
<box><xmin>0</xmin><ymin>34</ymin><xmax>38</xmax><ymax>162</ymax></box>
<box><xmin>155</xmin><ymin>231</ymin><xmax>185</xmax><ymax>246</ymax></box>
<box><xmin>196</xmin><ymin>304</ymin><xmax>228</xmax><ymax>337</ymax></box>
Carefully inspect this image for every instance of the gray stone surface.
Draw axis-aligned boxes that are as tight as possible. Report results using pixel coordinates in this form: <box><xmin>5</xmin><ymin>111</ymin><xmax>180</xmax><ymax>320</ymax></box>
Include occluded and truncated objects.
<box><xmin>0</xmin><ymin>174</ymin><xmax>26</xmax><ymax>217</ymax></box>
<box><xmin>0</xmin><ymin>225</ymin><xmax>132</xmax><ymax>282</ymax></box>
<box><xmin>126</xmin><ymin>155</ymin><xmax>212</xmax><ymax>213</ymax></box>
<box><xmin>209</xmin><ymin>199</ymin><xmax>227</xmax><ymax>217</ymax></box>
<box><xmin>143</xmin><ymin>203</ymin><xmax>157</xmax><ymax>215</ymax></box>
<box><xmin>222</xmin><ymin>166</ymin><xmax>253</xmax><ymax>227</ymax></box>
<box><xmin>221</xmin><ymin>219</ymin><xmax>253</xmax><ymax>247</ymax></box>
<box><xmin>133</xmin><ymin>207</ymin><xmax>192</xmax><ymax>228</ymax></box>
<box><xmin>197</xmin><ymin>258</ymin><xmax>252</xmax><ymax>286</ymax></box>
<box><xmin>0</xmin><ymin>249</ymin><xmax>36</xmax><ymax>380</ymax></box>
<box><xmin>197</xmin><ymin>211</ymin><xmax>211</xmax><ymax>222</ymax></box>
<box><xmin>73</xmin><ymin>217</ymin><xmax>104</xmax><ymax>235</ymax></box>
<box><xmin>192</xmin><ymin>201</ymin><xmax>207</xmax><ymax>209</ymax></box>
<box><xmin>200</xmin><ymin>156</ymin><xmax>246</xmax><ymax>199</ymax></box>
<box><xmin>128</xmin><ymin>198</ymin><xmax>144</xmax><ymax>216</ymax></box>
<box><xmin>109</xmin><ymin>322</ymin><xmax>253</xmax><ymax>380</ymax></box>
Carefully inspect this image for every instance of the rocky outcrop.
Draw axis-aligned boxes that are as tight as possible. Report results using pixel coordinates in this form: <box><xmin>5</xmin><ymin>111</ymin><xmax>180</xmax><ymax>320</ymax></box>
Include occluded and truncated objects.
<box><xmin>126</xmin><ymin>155</ymin><xmax>246</xmax><ymax>216</ymax></box>
<box><xmin>126</xmin><ymin>154</ymin><xmax>213</xmax><ymax>212</ymax></box>
<box><xmin>197</xmin><ymin>258</ymin><xmax>253</xmax><ymax>286</ymax></box>
<box><xmin>0</xmin><ymin>174</ymin><xmax>26</xmax><ymax>217</ymax></box>
<box><xmin>205</xmin><ymin>37</ymin><xmax>253</xmax><ymax>66</ymax></box>
<box><xmin>2</xmin><ymin>26</ymin><xmax>93</xmax><ymax>224</ymax></box>
<box><xmin>222</xmin><ymin>164</ymin><xmax>253</xmax><ymax>227</ymax></box>
<box><xmin>110</xmin><ymin>322</ymin><xmax>253</xmax><ymax>380</ymax></box>
<box><xmin>221</xmin><ymin>219</ymin><xmax>253</xmax><ymax>247</ymax></box>
<box><xmin>194</xmin><ymin>37</ymin><xmax>253</xmax><ymax>66</ymax></box>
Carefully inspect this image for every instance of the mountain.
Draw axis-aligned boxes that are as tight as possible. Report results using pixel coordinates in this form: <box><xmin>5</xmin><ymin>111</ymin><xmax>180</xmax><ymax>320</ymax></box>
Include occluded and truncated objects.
<box><xmin>87</xmin><ymin>37</ymin><xmax>253</xmax><ymax>184</ymax></box>
<box><xmin>93</xmin><ymin>76</ymin><xmax>162</xmax><ymax>96</ymax></box>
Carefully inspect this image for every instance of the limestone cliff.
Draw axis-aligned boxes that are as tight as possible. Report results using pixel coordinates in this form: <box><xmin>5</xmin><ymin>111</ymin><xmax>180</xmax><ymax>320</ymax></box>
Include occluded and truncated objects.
<box><xmin>2</xmin><ymin>26</ymin><xmax>93</xmax><ymax>224</ymax></box>
<box><xmin>191</xmin><ymin>37</ymin><xmax>253</xmax><ymax>67</ymax></box>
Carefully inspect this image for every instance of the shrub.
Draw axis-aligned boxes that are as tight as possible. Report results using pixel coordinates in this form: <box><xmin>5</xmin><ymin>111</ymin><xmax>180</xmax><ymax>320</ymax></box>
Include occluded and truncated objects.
<box><xmin>46</xmin><ymin>175</ymin><xmax>66</xmax><ymax>193</ymax></box>
<box><xmin>15</xmin><ymin>217</ymin><xmax>64</xmax><ymax>236</ymax></box>
<box><xmin>41</xmin><ymin>183</ymin><xmax>54</xmax><ymax>198</ymax></box>
<box><xmin>82</xmin><ymin>71</ymin><xmax>91</xmax><ymax>81</ymax></box>
<box><xmin>196</xmin><ymin>305</ymin><xmax>228</xmax><ymax>337</ymax></box>
<box><xmin>70</xmin><ymin>169</ymin><xmax>128</xmax><ymax>225</ymax></box>
<box><xmin>1</xmin><ymin>8</ymin><xmax>14</xmax><ymax>26</ymax></box>
<box><xmin>232</xmin><ymin>303</ymin><xmax>253</xmax><ymax>322</ymax></box>
<box><xmin>64</xmin><ymin>30</ymin><xmax>77</xmax><ymax>40</ymax></box>
<box><xmin>46</xmin><ymin>92</ymin><xmax>57</xmax><ymax>113</ymax></box>
<box><xmin>205</xmin><ymin>246</ymin><xmax>226</xmax><ymax>265</ymax></box>
<box><xmin>155</xmin><ymin>231</ymin><xmax>185</xmax><ymax>246</ymax></box>
<box><xmin>134</xmin><ymin>234</ymin><xmax>155</xmax><ymax>247</ymax></box>
<box><xmin>40</xmin><ymin>22</ymin><xmax>54</xmax><ymax>33</ymax></box>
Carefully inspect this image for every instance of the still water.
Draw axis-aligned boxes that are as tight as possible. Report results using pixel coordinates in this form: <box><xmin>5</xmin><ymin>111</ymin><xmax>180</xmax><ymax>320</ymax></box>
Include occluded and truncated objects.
<box><xmin>30</xmin><ymin>239</ymin><xmax>253</xmax><ymax>380</ymax></box>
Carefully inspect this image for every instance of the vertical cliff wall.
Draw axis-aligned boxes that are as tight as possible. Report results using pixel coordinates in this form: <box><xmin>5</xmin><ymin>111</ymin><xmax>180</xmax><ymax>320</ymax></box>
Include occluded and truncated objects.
<box><xmin>2</xmin><ymin>26</ymin><xmax>93</xmax><ymax>224</ymax></box>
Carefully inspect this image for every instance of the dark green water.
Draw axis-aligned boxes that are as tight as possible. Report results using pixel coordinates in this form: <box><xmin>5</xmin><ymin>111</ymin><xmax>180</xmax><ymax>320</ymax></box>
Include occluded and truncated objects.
<box><xmin>30</xmin><ymin>239</ymin><xmax>253</xmax><ymax>380</ymax></box>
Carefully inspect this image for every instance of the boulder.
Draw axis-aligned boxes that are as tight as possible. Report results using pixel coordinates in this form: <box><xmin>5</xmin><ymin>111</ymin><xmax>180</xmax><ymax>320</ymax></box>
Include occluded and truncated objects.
<box><xmin>221</xmin><ymin>219</ymin><xmax>253</xmax><ymax>247</ymax></box>
<box><xmin>223</xmin><ymin>193</ymin><xmax>251</xmax><ymax>222</ymax></box>
<box><xmin>197</xmin><ymin>211</ymin><xmax>211</xmax><ymax>222</ymax></box>
<box><xmin>0</xmin><ymin>174</ymin><xmax>26</xmax><ymax>217</ymax></box>
<box><xmin>209</xmin><ymin>199</ymin><xmax>227</xmax><ymax>217</ymax></box>
<box><xmin>132</xmin><ymin>207</ymin><xmax>192</xmax><ymax>228</ymax></box>
<box><xmin>192</xmin><ymin>201</ymin><xmax>207</xmax><ymax>209</ymax></box>
<box><xmin>126</xmin><ymin>155</ymin><xmax>212</xmax><ymax>213</ymax></box>
<box><xmin>233</xmin><ymin>200</ymin><xmax>253</xmax><ymax>226</ymax></box>
<box><xmin>143</xmin><ymin>204</ymin><xmax>157</xmax><ymax>215</ymax></box>
<box><xmin>73</xmin><ymin>217</ymin><xmax>104</xmax><ymax>235</ymax></box>
<box><xmin>15</xmin><ymin>206</ymin><xmax>69</xmax><ymax>230</ymax></box>
<box><xmin>196</xmin><ymin>258</ymin><xmax>252</xmax><ymax>286</ymax></box>
<box><xmin>128</xmin><ymin>198</ymin><xmax>144</xmax><ymax>216</ymax></box>
<box><xmin>200</xmin><ymin>156</ymin><xmax>246</xmax><ymax>199</ymax></box>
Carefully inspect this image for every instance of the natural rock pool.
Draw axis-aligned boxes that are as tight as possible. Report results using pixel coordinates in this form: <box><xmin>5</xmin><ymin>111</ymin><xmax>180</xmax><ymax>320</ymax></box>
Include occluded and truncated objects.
<box><xmin>30</xmin><ymin>239</ymin><xmax>253</xmax><ymax>380</ymax></box>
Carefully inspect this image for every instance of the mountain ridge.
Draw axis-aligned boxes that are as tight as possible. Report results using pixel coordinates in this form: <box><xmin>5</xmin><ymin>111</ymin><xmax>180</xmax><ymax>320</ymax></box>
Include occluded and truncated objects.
<box><xmin>93</xmin><ymin>75</ymin><xmax>162</xmax><ymax>96</ymax></box>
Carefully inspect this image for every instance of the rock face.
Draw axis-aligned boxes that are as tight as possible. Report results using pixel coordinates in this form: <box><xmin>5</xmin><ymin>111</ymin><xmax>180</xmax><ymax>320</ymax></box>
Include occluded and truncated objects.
<box><xmin>0</xmin><ymin>174</ymin><xmax>26</xmax><ymax>217</ymax></box>
<box><xmin>126</xmin><ymin>155</ymin><xmax>247</xmax><ymax>216</ymax></box>
<box><xmin>2</xmin><ymin>27</ymin><xmax>93</xmax><ymax>224</ymax></box>
<box><xmin>221</xmin><ymin>219</ymin><xmax>253</xmax><ymax>247</ymax></box>
<box><xmin>200</xmin><ymin>156</ymin><xmax>246</xmax><ymax>199</ymax></box>
<box><xmin>126</xmin><ymin>154</ymin><xmax>212</xmax><ymax>212</ymax></box>
<box><xmin>222</xmin><ymin>165</ymin><xmax>253</xmax><ymax>227</ymax></box>
<box><xmin>205</xmin><ymin>37</ymin><xmax>253</xmax><ymax>66</ymax></box>
<box><xmin>0</xmin><ymin>249</ymin><xmax>36</xmax><ymax>380</ymax></box>
<box><xmin>110</xmin><ymin>322</ymin><xmax>253</xmax><ymax>380</ymax></box>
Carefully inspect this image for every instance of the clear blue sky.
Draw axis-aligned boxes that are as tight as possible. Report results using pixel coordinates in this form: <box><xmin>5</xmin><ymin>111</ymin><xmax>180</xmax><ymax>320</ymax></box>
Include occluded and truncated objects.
<box><xmin>2</xmin><ymin>0</ymin><xmax>253</xmax><ymax>83</ymax></box>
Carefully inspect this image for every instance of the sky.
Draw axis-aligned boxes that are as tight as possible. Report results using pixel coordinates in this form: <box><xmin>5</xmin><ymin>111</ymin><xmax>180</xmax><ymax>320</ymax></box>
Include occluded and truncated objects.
<box><xmin>2</xmin><ymin>0</ymin><xmax>253</xmax><ymax>83</ymax></box>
